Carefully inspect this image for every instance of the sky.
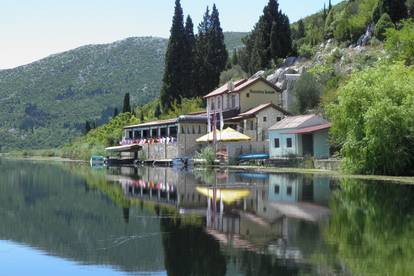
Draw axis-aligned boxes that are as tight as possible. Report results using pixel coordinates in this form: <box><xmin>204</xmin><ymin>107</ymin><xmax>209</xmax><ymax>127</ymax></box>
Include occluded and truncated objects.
<box><xmin>0</xmin><ymin>0</ymin><xmax>342</xmax><ymax>69</ymax></box>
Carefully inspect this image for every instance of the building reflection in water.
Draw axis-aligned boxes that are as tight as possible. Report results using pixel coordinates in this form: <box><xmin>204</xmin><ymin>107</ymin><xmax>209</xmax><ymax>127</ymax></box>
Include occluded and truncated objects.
<box><xmin>106</xmin><ymin>166</ymin><xmax>336</xmax><ymax>265</ymax></box>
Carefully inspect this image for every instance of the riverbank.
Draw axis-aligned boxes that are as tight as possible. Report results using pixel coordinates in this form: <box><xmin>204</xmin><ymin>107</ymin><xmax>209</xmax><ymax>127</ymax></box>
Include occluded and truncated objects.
<box><xmin>221</xmin><ymin>165</ymin><xmax>414</xmax><ymax>185</ymax></box>
<box><xmin>2</xmin><ymin>154</ymin><xmax>414</xmax><ymax>185</ymax></box>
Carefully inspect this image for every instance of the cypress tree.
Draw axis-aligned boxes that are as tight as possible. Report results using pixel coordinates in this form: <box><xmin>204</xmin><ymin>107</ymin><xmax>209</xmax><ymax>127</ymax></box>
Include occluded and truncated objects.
<box><xmin>160</xmin><ymin>0</ymin><xmax>186</xmax><ymax>110</ymax></box>
<box><xmin>123</xmin><ymin>93</ymin><xmax>131</xmax><ymax>113</ymax></box>
<box><xmin>140</xmin><ymin>110</ymin><xmax>144</xmax><ymax>122</ymax></box>
<box><xmin>297</xmin><ymin>19</ymin><xmax>306</xmax><ymax>39</ymax></box>
<box><xmin>328</xmin><ymin>0</ymin><xmax>332</xmax><ymax>11</ymax></box>
<box><xmin>113</xmin><ymin>108</ymin><xmax>119</xmax><ymax>118</ymax></box>
<box><xmin>183</xmin><ymin>15</ymin><xmax>196</xmax><ymax>98</ymax></box>
<box><xmin>84</xmin><ymin>121</ymin><xmax>91</xmax><ymax>134</ymax></box>
<box><xmin>195</xmin><ymin>7</ymin><xmax>212</xmax><ymax>97</ymax></box>
<box><xmin>231</xmin><ymin>49</ymin><xmax>239</xmax><ymax>65</ymax></box>
<box><xmin>240</xmin><ymin>0</ymin><xmax>292</xmax><ymax>73</ymax></box>
<box><xmin>195</xmin><ymin>5</ymin><xmax>228</xmax><ymax>97</ymax></box>
<box><xmin>154</xmin><ymin>104</ymin><xmax>162</xmax><ymax>118</ymax></box>
<box><xmin>208</xmin><ymin>4</ymin><xmax>228</xmax><ymax>89</ymax></box>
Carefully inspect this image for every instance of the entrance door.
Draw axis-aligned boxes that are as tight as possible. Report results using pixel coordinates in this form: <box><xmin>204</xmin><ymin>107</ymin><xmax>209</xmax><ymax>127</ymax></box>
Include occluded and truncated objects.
<box><xmin>302</xmin><ymin>134</ymin><xmax>314</xmax><ymax>156</ymax></box>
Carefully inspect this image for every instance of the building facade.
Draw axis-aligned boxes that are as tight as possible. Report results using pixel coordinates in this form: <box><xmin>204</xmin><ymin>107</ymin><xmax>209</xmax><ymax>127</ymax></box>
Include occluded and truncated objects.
<box><xmin>268</xmin><ymin>115</ymin><xmax>331</xmax><ymax>159</ymax></box>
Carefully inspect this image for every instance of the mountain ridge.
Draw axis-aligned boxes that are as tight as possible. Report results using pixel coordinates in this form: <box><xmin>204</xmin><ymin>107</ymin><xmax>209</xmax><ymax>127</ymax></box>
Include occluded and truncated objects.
<box><xmin>0</xmin><ymin>33</ymin><xmax>246</xmax><ymax>151</ymax></box>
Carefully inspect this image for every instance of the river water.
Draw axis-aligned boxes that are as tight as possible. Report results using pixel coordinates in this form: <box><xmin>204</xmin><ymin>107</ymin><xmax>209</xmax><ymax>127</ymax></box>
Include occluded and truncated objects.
<box><xmin>0</xmin><ymin>159</ymin><xmax>413</xmax><ymax>276</ymax></box>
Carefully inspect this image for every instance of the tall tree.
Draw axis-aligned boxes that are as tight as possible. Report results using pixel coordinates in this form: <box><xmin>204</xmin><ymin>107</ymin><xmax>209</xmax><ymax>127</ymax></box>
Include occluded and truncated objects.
<box><xmin>160</xmin><ymin>0</ymin><xmax>186</xmax><ymax>110</ymax></box>
<box><xmin>297</xmin><ymin>19</ymin><xmax>306</xmax><ymax>39</ymax></box>
<box><xmin>377</xmin><ymin>0</ymin><xmax>407</xmax><ymax>22</ymax></box>
<box><xmin>231</xmin><ymin>49</ymin><xmax>239</xmax><ymax>65</ymax></box>
<box><xmin>113</xmin><ymin>108</ymin><xmax>119</xmax><ymax>118</ymax></box>
<box><xmin>183</xmin><ymin>15</ymin><xmax>197</xmax><ymax>98</ymax></box>
<box><xmin>123</xmin><ymin>93</ymin><xmax>131</xmax><ymax>113</ymax></box>
<box><xmin>240</xmin><ymin>0</ymin><xmax>292</xmax><ymax>73</ymax></box>
<box><xmin>328</xmin><ymin>0</ymin><xmax>332</xmax><ymax>11</ymax></box>
<box><xmin>195</xmin><ymin>5</ymin><xmax>228</xmax><ymax>97</ymax></box>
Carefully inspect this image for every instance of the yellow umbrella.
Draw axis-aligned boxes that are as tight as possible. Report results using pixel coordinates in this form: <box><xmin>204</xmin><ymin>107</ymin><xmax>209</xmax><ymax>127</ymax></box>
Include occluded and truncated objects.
<box><xmin>196</xmin><ymin>127</ymin><xmax>251</xmax><ymax>143</ymax></box>
<box><xmin>196</xmin><ymin>187</ymin><xmax>251</xmax><ymax>204</ymax></box>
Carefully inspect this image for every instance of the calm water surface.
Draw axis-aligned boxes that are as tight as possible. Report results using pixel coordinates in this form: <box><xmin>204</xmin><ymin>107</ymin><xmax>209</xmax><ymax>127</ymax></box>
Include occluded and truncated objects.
<box><xmin>0</xmin><ymin>159</ymin><xmax>413</xmax><ymax>276</ymax></box>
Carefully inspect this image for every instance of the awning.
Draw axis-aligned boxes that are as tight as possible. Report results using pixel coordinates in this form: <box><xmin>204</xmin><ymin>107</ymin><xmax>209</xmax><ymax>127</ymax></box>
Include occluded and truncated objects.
<box><xmin>105</xmin><ymin>144</ymin><xmax>142</xmax><ymax>152</ymax></box>
<box><xmin>196</xmin><ymin>187</ymin><xmax>251</xmax><ymax>204</ymax></box>
<box><xmin>282</xmin><ymin>123</ymin><xmax>331</xmax><ymax>135</ymax></box>
<box><xmin>196</xmin><ymin>127</ymin><xmax>251</xmax><ymax>143</ymax></box>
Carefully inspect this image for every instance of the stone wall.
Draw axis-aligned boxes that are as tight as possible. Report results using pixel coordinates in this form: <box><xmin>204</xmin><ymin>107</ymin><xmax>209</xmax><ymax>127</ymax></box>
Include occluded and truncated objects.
<box><xmin>140</xmin><ymin>143</ymin><xmax>179</xmax><ymax>160</ymax></box>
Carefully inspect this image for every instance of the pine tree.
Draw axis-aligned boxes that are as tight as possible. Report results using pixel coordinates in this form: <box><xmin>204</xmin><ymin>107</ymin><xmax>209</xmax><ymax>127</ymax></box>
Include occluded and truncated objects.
<box><xmin>195</xmin><ymin>5</ymin><xmax>228</xmax><ymax>97</ymax></box>
<box><xmin>84</xmin><ymin>121</ymin><xmax>91</xmax><ymax>134</ymax></box>
<box><xmin>140</xmin><ymin>110</ymin><xmax>144</xmax><ymax>122</ymax></box>
<box><xmin>183</xmin><ymin>15</ymin><xmax>196</xmax><ymax>98</ymax></box>
<box><xmin>297</xmin><ymin>19</ymin><xmax>306</xmax><ymax>39</ymax></box>
<box><xmin>154</xmin><ymin>104</ymin><xmax>162</xmax><ymax>118</ymax></box>
<box><xmin>231</xmin><ymin>49</ymin><xmax>239</xmax><ymax>65</ymax></box>
<box><xmin>208</xmin><ymin>4</ymin><xmax>228</xmax><ymax>89</ymax></box>
<box><xmin>123</xmin><ymin>93</ymin><xmax>131</xmax><ymax>113</ymax></box>
<box><xmin>240</xmin><ymin>0</ymin><xmax>292</xmax><ymax>73</ymax></box>
<box><xmin>160</xmin><ymin>0</ymin><xmax>186</xmax><ymax>110</ymax></box>
<box><xmin>278</xmin><ymin>13</ymin><xmax>292</xmax><ymax>58</ymax></box>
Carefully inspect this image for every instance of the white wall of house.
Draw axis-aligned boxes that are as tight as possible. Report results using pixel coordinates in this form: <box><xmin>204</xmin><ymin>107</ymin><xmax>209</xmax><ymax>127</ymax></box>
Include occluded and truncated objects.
<box><xmin>269</xmin><ymin>131</ymin><xmax>300</xmax><ymax>158</ymax></box>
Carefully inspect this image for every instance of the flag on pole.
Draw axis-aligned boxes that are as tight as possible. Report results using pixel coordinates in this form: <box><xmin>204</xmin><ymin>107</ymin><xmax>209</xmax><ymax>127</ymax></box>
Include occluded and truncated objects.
<box><xmin>213</xmin><ymin>111</ymin><xmax>217</xmax><ymax>145</ymax></box>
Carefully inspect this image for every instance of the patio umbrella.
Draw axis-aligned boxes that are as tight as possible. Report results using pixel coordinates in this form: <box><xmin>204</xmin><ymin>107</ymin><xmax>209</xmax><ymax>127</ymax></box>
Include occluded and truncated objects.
<box><xmin>196</xmin><ymin>127</ymin><xmax>251</xmax><ymax>143</ymax></box>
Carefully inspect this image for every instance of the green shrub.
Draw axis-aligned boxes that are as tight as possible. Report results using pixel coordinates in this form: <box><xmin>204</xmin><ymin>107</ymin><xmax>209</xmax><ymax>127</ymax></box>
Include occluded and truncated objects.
<box><xmin>298</xmin><ymin>44</ymin><xmax>315</xmax><ymax>59</ymax></box>
<box><xmin>292</xmin><ymin>72</ymin><xmax>322</xmax><ymax>114</ymax></box>
<box><xmin>328</xmin><ymin>63</ymin><xmax>414</xmax><ymax>175</ymax></box>
<box><xmin>374</xmin><ymin>13</ymin><xmax>395</xmax><ymax>40</ymax></box>
<box><xmin>385</xmin><ymin>19</ymin><xmax>414</xmax><ymax>65</ymax></box>
<box><xmin>195</xmin><ymin>146</ymin><xmax>216</xmax><ymax>166</ymax></box>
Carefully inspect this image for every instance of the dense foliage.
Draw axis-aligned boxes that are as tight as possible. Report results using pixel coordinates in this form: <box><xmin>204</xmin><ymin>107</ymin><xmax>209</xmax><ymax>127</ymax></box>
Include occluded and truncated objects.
<box><xmin>240</xmin><ymin>0</ymin><xmax>292</xmax><ymax>74</ymax></box>
<box><xmin>328</xmin><ymin>63</ymin><xmax>414</xmax><ymax>175</ymax></box>
<box><xmin>385</xmin><ymin>19</ymin><xmax>414</xmax><ymax>64</ymax></box>
<box><xmin>374</xmin><ymin>13</ymin><xmax>394</xmax><ymax>40</ymax></box>
<box><xmin>292</xmin><ymin>72</ymin><xmax>322</xmax><ymax>114</ymax></box>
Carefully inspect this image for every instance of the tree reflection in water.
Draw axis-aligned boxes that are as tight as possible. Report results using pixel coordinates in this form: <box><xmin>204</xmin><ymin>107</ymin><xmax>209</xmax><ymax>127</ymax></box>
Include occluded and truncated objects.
<box><xmin>158</xmin><ymin>207</ymin><xmax>227</xmax><ymax>276</ymax></box>
<box><xmin>326</xmin><ymin>179</ymin><xmax>414</xmax><ymax>275</ymax></box>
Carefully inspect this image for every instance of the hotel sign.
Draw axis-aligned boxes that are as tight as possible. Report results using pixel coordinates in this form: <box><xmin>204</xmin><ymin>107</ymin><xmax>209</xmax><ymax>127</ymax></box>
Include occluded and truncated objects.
<box><xmin>250</xmin><ymin>90</ymin><xmax>276</xmax><ymax>94</ymax></box>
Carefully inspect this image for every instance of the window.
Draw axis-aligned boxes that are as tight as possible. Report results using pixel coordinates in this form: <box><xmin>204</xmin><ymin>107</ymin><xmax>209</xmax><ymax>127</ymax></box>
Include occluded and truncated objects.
<box><xmin>277</xmin><ymin>117</ymin><xmax>282</xmax><ymax>122</ymax></box>
<box><xmin>246</xmin><ymin>93</ymin><xmax>250</xmax><ymax>98</ymax></box>
<box><xmin>198</xmin><ymin>125</ymin><xmax>201</xmax><ymax>134</ymax></box>
<box><xmin>263</xmin><ymin>116</ymin><xmax>267</xmax><ymax>122</ymax></box>
<box><xmin>250</xmin><ymin>120</ymin><xmax>254</xmax><ymax>130</ymax></box>
<box><xmin>218</xmin><ymin>97</ymin><xmax>221</xmax><ymax>109</ymax></box>
<box><xmin>231</xmin><ymin>95</ymin><xmax>236</xmax><ymax>108</ymax></box>
<box><xmin>274</xmin><ymin>185</ymin><xmax>280</xmax><ymax>194</ymax></box>
<box><xmin>287</xmin><ymin>186</ymin><xmax>292</xmax><ymax>195</ymax></box>
<box><xmin>211</xmin><ymin>101</ymin><xmax>215</xmax><ymax>110</ymax></box>
<box><xmin>287</xmin><ymin>138</ymin><xmax>293</xmax><ymax>148</ymax></box>
<box><xmin>274</xmin><ymin>138</ymin><xmax>280</xmax><ymax>148</ymax></box>
<box><xmin>192</xmin><ymin>126</ymin><xmax>195</xmax><ymax>134</ymax></box>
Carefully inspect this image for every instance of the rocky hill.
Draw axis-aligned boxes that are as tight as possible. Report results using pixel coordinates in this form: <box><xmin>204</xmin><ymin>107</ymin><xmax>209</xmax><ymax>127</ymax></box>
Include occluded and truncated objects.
<box><xmin>0</xmin><ymin>33</ymin><xmax>246</xmax><ymax>151</ymax></box>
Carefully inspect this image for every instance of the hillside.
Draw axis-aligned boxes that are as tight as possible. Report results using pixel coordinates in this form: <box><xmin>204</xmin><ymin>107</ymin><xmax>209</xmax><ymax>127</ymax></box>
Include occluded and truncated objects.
<box><xmin>0</xmin><ymin>33</ymin><xmax>245</xmax><ymax>151</ymax></box>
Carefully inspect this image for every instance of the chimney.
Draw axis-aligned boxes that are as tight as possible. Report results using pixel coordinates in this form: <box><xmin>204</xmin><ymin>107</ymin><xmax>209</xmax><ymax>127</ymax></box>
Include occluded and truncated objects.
<box><xmin>227</xmin><ymin>81</ymin><xmax>235</xmax><ymax>92</ymax></box>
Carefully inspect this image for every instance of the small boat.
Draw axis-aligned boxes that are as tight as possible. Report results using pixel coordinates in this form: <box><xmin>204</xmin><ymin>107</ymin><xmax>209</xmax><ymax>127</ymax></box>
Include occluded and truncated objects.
<box><xmin>238</xmin><ymin>153</ymin><xmax>269</xmax><ymax>160</ymax></box>
<box><xmin>90</xmin><ymin>156</ymin><xmax>106</xmax><ymax>167</ymax></box>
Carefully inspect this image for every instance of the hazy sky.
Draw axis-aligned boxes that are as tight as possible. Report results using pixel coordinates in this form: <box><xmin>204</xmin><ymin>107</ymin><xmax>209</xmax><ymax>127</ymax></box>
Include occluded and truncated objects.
<box><xmin>0</xmin><ymin>0</ymin><xmax>342</xmax><ymax>69</ymax></box>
